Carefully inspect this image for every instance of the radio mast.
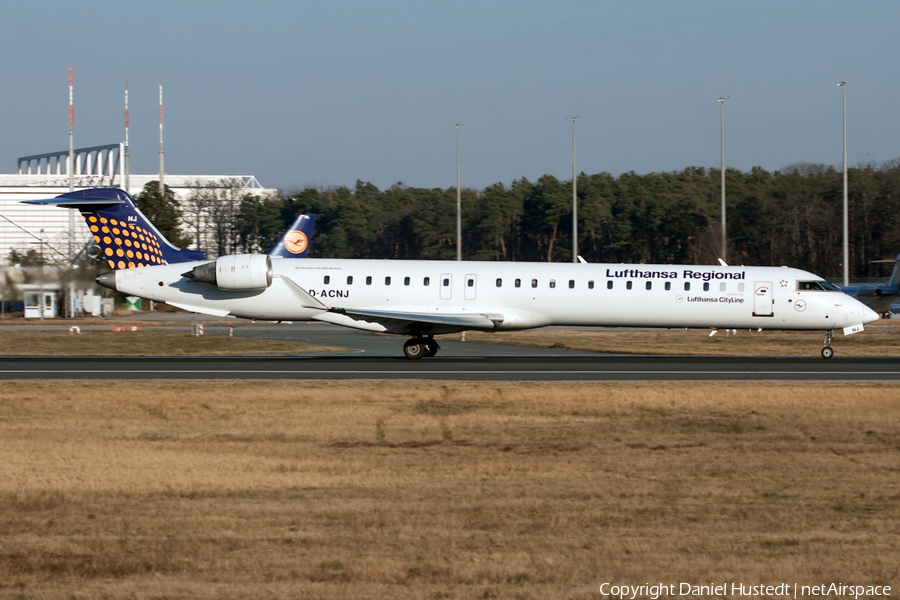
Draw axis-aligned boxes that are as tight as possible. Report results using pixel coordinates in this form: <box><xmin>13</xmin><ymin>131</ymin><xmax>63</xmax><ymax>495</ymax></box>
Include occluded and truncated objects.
<box><xmin>68</xmin><ymin>68</ymin><xmax>74</xmax><ymax>193</ymax></box>
<box><xmin>158</xmin><ymin>83</ymin><xmax>164</xmax><ymax>195</ymax></box>
<box><xmin>124</xmin><ymin>80</ymin><xmax>130</xmax><ymax>194</ymax></box>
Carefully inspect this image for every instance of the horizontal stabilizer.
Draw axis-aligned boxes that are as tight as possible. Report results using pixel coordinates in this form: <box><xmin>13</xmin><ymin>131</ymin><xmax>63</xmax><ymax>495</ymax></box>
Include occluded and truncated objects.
<box><xmin>23</xmin><ymin>197</ymin><xmax>125</xmax><ymax>209</ymax></box>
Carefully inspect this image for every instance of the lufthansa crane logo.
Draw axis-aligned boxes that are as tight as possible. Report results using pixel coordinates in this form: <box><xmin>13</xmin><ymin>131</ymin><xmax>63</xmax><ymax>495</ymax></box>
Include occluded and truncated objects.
<box><xmin>284</xmin><ymin>230</ymin><xmax>309</xmax><ymax>254</ymax></box>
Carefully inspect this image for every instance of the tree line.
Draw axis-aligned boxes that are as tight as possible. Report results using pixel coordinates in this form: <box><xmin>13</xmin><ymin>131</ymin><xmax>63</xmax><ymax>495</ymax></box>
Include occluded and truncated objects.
<box><xmin>133</xmin><ymin>161</ymin><xmax>900</xmax><ymax>281</ymax></box>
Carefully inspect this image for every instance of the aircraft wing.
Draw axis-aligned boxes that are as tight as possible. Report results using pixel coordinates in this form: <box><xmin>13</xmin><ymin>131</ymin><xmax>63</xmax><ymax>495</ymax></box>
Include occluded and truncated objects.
<box><xmin>329</xmin><ymin>307</ymin><xmax>501</xmax><ymax>335</ymax></box>
<box><xmin>280</xmin><ymin>276</ymin><xmax>502</xmax><ymax>334</ymax></box>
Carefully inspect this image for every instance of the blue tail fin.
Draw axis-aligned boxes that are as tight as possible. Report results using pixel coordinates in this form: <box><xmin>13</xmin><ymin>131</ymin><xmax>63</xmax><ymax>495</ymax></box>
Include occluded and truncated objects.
<box><xmin>268</xmin><ymin>214</ymin><xmax>316</xmax><ymax>257</ymax></box>
<box><xmin>888</xmin><ymin>254</ymin><xmax>900</xmax><ymax>290</ymax></box>
<box><xmin>23</xmin><ymin>187</ymin><xmax>206</xmax><ymax>268</ymax></box>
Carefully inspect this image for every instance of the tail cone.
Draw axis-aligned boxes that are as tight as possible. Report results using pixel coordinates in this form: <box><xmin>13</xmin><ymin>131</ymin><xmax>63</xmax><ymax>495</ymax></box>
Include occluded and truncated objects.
<box><xmin>95</xmin><ymin>271</ymin><xmax>117</xmax><ymax>291</ymax></box>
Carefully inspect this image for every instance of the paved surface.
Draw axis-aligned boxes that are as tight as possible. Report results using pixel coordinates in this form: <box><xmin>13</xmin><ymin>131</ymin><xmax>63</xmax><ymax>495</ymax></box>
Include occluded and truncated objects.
<box><xmin>231</xmin><ymin>322</ymin><xmax>604</xmax><ymax>358</ymax></box>
<box><xmin>1</xmin><ymin>355</ymin><xmax>898</xmax><ymax>381</ymax></box>
<box><xmin>2</xmin><ymin>320</ymin><xmax>897</xmax><ymax>381</ymax></box>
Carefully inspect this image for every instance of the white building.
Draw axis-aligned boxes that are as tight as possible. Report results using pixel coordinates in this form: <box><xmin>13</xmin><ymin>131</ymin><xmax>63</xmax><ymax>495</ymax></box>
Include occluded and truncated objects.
<box><xmin>0</xmin><ymin>143</ymin><xmax>278</xmax><ymax>266</ymax></box>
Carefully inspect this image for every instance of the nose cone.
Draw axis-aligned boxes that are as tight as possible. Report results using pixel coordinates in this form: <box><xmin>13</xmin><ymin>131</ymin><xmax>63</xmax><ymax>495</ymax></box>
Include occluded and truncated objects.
<box><xmin>95</xmin><ymin>271</ymin><xmax>117</xmax><ymax>291</ymax></box>
<box><xmin>863</xmin><ymin>305</ymin><xmax>880</xmax><ymax>324</ymax></box>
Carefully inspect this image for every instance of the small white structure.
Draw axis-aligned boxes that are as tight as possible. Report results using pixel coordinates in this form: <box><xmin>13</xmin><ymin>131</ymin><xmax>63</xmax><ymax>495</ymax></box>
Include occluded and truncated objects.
<box><xmin>20</xmin><ymin>283</ymin><xmax>59</xmax><ymax>319</ymax></box>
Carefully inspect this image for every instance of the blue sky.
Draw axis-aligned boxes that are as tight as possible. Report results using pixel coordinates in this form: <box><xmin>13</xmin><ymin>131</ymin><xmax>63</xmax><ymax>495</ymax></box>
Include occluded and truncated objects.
<box><xmin>1</xmin><ymin>0</ymin><xmax>897</xmax><ymax>192</ymax></box>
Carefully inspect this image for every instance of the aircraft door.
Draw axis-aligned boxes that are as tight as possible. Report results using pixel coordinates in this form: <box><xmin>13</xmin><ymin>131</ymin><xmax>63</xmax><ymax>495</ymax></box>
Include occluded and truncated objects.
<box><xmin>440</xmin><ymin>273</ymin><xmax>452</xmax><ymax>300</ymax></box>
<box><xmin>465</xmin><ymin>274</ymin><xmax>477</xmax><ymax>300</ymax></box>
<box><xmin>753</xmin><ymin>281</ymin><xmax>773</xmax><ymax>316</ymax></box>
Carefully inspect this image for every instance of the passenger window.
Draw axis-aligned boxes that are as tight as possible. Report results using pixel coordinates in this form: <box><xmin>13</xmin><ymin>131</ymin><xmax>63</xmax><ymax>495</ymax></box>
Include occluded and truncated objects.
<box><xmin>646</xmin><ymin>281</ymin><xmax>652</xmax><ymax>290</ymax></box>
<box><xmin>324</xmin><ymin>275</ymin><xmax>330</xmax><ymax>284</ymax></box>
<box><xmin>549</xmin><ymin>279</ymin><xmax>556</xmax><ymax>289</ymax></box>
<box><xmin>347</xmin><ymin>276</ymin><xmax>353</xmax><ymax>285</ymax></box>
<box><xmin>424</xmin><ymin>277</ymin><xmax>430</xmax><ymax>286</ymax></box>
<box><xmin>626</xmin><ymin>281</ymin><xmax>633</xmax><ymax>290</ymax></box>
<box><xmin>719</xmin><ymin>282</ymin><xmax>726</xmax><ymax>292</ymax></box>
<box><xmin>532</xmin><ymin>279</ymin><xmax>538</xmax><ymax>288</ymax></box>
<box><xmin>515</xmin><ymin>278</ymin><xmax>521</xmax><ymax>288</ymax></box>
<box><xmin>366</xmin><ymin>276</ymin><xmax>372</xmax><ymax>285</ymax></box>
<box><xmin>665</xmin><ymin>281</ymin><xmax>671</xmax><ymax>291</ymax></box>
<box><xmin>703</xmin><ymin>282</ymin><xmax>710</xmax><ymax>292</ymax></box>
<box><xmin>467</xmin><ymin>278</ymin><xmax>474</xmax><ymax>287</ymax></box>
<box><xmin>607</xmin><ymin>280</ymin><xmax>613</xmax><ymax>290</ymax></box>
<box><xmin>443</xmin><ymin>278</ymin><xmax>449</xmax><ymax>286</ymax></box>
<box><xmin>738</xmin><ymin>283</ymin><xmax>744</xmax><ymax>292</ymax></box>
<box><xmin>496</xmin><ymin>278</ymin><xmax>502</xmax><ymax>287</ymax></box>
<box><xmin>404</xmin><ymin>276</ymin><xmax>410</xmax><ymax>286</ymax></box>
<box><xmin>385</xmin><ymin>276</ymin><xmax>391</xmax><ymax>285</ymax></box>
<box><xmin>568</xmin><ymin>280</ymin><xmax>575</xmax><ymax>289</ymax></box>
<box><xmin>588</xmin><ymin>280</ymin><xmax>594</xmax><ymax>289</ymax></box>
<box><xmin>684</xmin><ymin>282</ymin><xmax>691</xmax><ymax>291</ymax></box>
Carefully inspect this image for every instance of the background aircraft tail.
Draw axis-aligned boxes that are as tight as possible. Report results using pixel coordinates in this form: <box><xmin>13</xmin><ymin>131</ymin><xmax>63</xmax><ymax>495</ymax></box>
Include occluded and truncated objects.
<box><xmin>268</xmin><ymin>214</ymin><xmax>316</xmax><ymax>257</ymax></box>
<box><xmin>870</xmin><ymin>253</ymin><xmax>900</xmax><ymax>290</ymax></box>
<box><xmin>887</xmin><ymin>254</ymin><xmax>900</xmax><ymax>289</ymax></box>
<box><xmin>23</xmin><ymin>188</ymin><xmax>206</xmax><ymax>268</ymax></box>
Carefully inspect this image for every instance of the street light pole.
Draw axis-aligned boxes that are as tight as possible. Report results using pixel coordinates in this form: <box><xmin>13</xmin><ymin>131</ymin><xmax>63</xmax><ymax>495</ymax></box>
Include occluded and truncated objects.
<box><xmin>569</xmin><ymin>116</ymin><xmax>579</xmax><ymax>263</ymax></box>
<box><xmin>717</xmin><ymin>96</ymin><xmax>728</xmax><ymax>262</ymax></box>
<box><xmin>456</xmin><ymin>123</ymin><xmax>462</xmax><ymax>261</ymax></box>
<box><xmin>838</xmin><ymin>81</ymin><xmax>848</xmax><ymax>286</ymax></box>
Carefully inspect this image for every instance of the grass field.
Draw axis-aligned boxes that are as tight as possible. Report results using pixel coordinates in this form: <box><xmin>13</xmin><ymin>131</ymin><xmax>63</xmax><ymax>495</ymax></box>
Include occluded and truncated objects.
<box><xmin>0</xmin><ymin>381</ymin><xmax>898</xmax><ymax>599</ymax></box>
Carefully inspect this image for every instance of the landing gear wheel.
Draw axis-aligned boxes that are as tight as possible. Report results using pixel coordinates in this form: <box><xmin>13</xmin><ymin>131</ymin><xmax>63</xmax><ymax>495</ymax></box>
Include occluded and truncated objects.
<box><xmin>821</xmin><ymin>330</ymin><xmax>835</xmax><ymax>360</ymax></box>
<box><xmin>424</xmin><ymin>338</ymin><xmax>440</xmax><ymax>357</ymax></box>
<box><xmin>403</xmin><ymin>338</ymin><xmax>427</xmax><ymax>359</ymax></box>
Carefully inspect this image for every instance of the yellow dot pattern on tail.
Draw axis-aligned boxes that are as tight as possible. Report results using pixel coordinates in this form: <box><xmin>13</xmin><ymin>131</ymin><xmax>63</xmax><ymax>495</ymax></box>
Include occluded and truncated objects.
<box><xmin>90</xmin><ymin>215</ymin><xmax>166</xmax><ymax>268</ymax></box>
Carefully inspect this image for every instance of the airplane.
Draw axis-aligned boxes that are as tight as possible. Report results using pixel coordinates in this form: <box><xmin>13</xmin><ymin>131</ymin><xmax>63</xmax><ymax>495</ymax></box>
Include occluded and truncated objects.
<box><xmin>24</xmin><ymin>188</ymin><xmax>316</xmax><ymax>264</ymax></box>
<box><xmin>91</xmin><ymin>255</ymin><xmax>877</xmax><ymax>359</ymax></box>
<box><xmin>34</xmin><ymin>189</ymin><xmax>879</xmax><ymax>360</ymax></box>
<box><xmin>838</xmin><ymin>254</ymin><xmax>900</xmax><ymax>317</ymax></box>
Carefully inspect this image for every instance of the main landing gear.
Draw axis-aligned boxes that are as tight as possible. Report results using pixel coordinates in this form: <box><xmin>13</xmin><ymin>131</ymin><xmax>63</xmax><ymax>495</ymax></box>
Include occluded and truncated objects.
<box><xmin>821</xmin><ymin>330</ymin><xmax>835</xmax><ymax>359</ymax></box>
<box><xmin>403</xmin><ymin>336</ymin><xmax>440</xmax><ymax>359</ymax></box>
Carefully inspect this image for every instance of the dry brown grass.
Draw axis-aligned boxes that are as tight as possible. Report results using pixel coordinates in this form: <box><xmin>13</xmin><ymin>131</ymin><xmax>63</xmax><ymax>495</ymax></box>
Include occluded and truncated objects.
<box><xmin>0</xmin><ymin>381</ymin><xmax>898</xmax><ymax>598</ymax></box>
<box><xmin>0</xmin><ymin>331</ymin><xmax>341</xmax><ymax>356</ymax></box>
<box><xmin>460</xmin><ymin>319</ymin><xmax>900</xmax><ymax>356</ymax></box>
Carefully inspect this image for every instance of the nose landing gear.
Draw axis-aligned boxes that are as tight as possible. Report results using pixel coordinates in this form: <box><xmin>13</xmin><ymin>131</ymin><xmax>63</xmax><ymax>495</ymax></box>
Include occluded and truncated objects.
<box><xmin>821</xmin><ymin>331</ymin><xmax>835</xmax><ymax>359</ymax></box>
<box><xmin>403</xmin><ymin>336</ymin><xmax>440</xmax><ymax>359</ymax></box>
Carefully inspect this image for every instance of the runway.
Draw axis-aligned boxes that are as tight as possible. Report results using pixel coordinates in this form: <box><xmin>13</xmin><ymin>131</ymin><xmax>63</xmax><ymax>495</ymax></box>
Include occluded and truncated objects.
<box><xmin>2</xmin><ymin>355</ymin><xmax>899</xmax><ymax>381</ymax></box>
<box><xmin>2</xmin><ymin>321</ymin><xmax>897</xmax><ymax>381</ymax></box>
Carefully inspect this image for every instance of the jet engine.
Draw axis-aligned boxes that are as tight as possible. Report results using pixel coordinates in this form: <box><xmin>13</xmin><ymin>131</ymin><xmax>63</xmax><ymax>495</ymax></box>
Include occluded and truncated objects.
<box><xmin>183</xmin><ymin>254</ymin><xmax>273</xmax><ymax>290</ymax></box>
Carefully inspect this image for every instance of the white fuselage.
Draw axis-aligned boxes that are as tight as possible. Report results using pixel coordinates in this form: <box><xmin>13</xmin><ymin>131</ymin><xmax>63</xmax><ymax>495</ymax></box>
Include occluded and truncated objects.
<box><xmin>107</xmin><ymin>259</ymin><xmax>877</xmax><ymax>332</ymax></box>
<box><xmin>109</xmin><ymin>259</ymin><xmax>878</xmax><ymax>334</ymax></box>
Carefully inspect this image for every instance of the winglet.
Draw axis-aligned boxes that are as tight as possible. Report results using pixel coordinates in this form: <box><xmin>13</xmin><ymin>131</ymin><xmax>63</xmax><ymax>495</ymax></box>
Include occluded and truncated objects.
<box><xmin>717</xmin><ymin>258</ymin><xmax>728</xmax><ymax>266</ymax></box>
<box><xmin>277</xmin><ymin>276</ymin><xmax>328</xmax><ymax>310</ymax></box>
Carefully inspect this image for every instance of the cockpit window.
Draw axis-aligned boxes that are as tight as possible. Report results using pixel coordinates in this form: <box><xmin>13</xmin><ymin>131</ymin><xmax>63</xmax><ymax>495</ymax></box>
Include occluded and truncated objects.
<box><xmin>798</xmin><ymin>280</ymin><xmax>839</xmax><ymax>291</ymax></box>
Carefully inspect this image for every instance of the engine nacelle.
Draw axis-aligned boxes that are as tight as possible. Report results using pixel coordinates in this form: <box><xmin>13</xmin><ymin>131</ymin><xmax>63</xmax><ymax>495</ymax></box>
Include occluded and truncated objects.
<box><xmin>184</xmin><ymin>254</ymin><xmax>273</xmax><ymax>290</ymax></box>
